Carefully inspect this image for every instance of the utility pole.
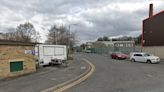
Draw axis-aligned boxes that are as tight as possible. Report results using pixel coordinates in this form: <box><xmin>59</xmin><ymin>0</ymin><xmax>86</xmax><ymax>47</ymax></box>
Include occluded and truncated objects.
<box><xmin>68</xmin><ymin>24</ymin><xmax>78</xmax><ymax>48</ymax></box>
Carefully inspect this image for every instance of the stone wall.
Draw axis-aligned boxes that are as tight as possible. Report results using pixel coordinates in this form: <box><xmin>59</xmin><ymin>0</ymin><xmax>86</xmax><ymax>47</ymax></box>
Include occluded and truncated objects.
<box><xmin>0</xmin><ymin>45</ymin><xmax>37</xmax><ymax>79</ymax></box>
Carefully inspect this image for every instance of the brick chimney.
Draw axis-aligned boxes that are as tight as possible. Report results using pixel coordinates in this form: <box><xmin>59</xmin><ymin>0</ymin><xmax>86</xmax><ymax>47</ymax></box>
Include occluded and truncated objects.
<box><xmin>149</xmin><ymin>3</ymin><xmax>153</xmax><ymax>17</ymax></box>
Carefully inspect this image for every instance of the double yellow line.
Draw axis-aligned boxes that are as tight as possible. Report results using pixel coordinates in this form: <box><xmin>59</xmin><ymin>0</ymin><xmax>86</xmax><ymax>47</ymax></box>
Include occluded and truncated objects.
<box><xmin>53</xmin><ymin>58</ymin><xmax>95</xmax><ymax>92</ymax></box>
<box><xmin>41</xmin><ymin>58</ymin><xmax>95</xmax><ymax>92</ymax></box>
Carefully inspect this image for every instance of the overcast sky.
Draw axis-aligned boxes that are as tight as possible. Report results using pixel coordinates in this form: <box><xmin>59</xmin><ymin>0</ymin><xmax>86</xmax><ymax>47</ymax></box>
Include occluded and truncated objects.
<box><xmin>0</xmin><ymin>0</ymin><xmax>163</xmax><ymax>43</ymax></box>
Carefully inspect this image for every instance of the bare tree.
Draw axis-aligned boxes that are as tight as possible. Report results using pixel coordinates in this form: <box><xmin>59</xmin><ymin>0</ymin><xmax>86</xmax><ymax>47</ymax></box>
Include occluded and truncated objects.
<box><xmin>46</xmin><ymin>25</ymin><xmax>76</xmax><ymax>47</ymax></box>
<box><xmin>2</xmin><ymin>32</ymin><xmax>16</xmax><ymax>41</ymax></box>
<box><xmin>97</xmin><ymin>37</ymin><xmax>103</xmax><ymax>41</ymax></box>
<box><xmin>97</xmin><ymin>36</ymin><xmax>110</xmax><ymax>41</ymax></box>
<box><xmin>15</xmin><ymin>22</ymin><xmax>40</xmax><ymax>42</ymax></box>
<box><xmin>135</xmin><ymin>34</ymin><xmax>142</xmax><ymax>45</ymax></box>
<box><xmin>1</xmin><ymin>22</ymin><xmax>40</xmax><ymax>42</ymax></box>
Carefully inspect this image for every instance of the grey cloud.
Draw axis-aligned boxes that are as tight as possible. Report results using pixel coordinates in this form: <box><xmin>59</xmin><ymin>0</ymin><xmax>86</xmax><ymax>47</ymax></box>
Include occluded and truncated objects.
<box><xmin>78</xmin><ymin>10</ymin><xmax>144</xmax><ymax>37</ymax></box>
<box><xmin>0</xmin><ymin>0</ymin><xmax>164</xmax><ymax>43</ymax></box>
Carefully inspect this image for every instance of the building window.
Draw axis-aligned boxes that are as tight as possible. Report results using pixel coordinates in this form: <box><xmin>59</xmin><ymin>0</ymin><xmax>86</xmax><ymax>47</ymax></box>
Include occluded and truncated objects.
<box><xmin>119</xmin><ymin>44</ymin><xmax>123</xmax><ymax>47</ymax></box>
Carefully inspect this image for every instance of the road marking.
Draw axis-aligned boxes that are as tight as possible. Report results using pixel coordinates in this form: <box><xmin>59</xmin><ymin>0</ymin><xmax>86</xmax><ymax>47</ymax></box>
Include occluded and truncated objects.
<box><xmin>41</xmin><ymin>58</ymin><xmax>95</xmax><ymax>92</ymax></box>
<box><xmin>53</xmin><ymin>58</ymin><xmax>95</xmax><ymax>92</ymax></box>
<box><xmin>147</xmin><ymin>74</ymin><xmax>153</xmax><ymax>78</ymax></box>
<box><xmin>80</xmin><ymin>66</ymin><xmax>86</xmax><ymax>70</ymax></box>
<box><xmin>51</xmin><ymin>78</ymin><xmax>57</xmax><ymax>81</ymax></box>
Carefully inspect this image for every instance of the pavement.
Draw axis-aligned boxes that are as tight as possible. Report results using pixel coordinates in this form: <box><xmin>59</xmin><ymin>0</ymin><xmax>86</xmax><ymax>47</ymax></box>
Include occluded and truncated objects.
<box><xmin>66</xmin><ymin>53</ymin><xmax>164</xmax><ymax>92</ymax></box>
<box><xmin>0</xmin><ymin>55</ymin><xmax>89</xmax><ymax>92</ymax></box>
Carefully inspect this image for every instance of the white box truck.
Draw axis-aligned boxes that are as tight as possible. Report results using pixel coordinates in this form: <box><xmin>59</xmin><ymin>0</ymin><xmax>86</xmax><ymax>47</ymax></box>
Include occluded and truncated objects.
<box><xmin>35</xmin><ymin>45</ymin><xmax>67</xmax><ymax>66</ymax></box>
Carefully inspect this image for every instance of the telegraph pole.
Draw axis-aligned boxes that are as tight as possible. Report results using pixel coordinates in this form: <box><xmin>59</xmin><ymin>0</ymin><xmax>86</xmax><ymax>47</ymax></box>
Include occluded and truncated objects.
<box><xmin>68</xmin><ymin>24</ymin><xmax>78</xmax><ymax>48</ymax></box>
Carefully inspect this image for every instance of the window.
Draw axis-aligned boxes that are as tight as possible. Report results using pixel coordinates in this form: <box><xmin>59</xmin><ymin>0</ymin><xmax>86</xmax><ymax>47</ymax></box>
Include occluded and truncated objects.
<box><xmin>127</xmin><ymin>44</ymin><xmax>132</xmax><ymax>47</ymax></box>
<box><xmin>43</xmin><ymin>46</ymin><xmax>55</xmax><ymax>56</ymax></box>
<box><xmin>143</xmin><ymin>54</ymin><xmax>151</xmax><ymax>56</ymax></box>
<box><xmin>55</xmin><ymin>47</ymin><xmax>64</xmax><ymax>55</ymax></box>
<box><xmin>119</xmin><ymin>44</ymin><xmax>123</xmax><ymax>47</ymax></box>
<box><xmin>134</xmin><ymin>54</ymin><xmax>142</xmax><ymax>56</ymax></box>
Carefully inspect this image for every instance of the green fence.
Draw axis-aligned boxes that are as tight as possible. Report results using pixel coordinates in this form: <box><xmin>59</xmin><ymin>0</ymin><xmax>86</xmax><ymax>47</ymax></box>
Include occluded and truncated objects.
<box><xmin>88</xmin><ymin>46</ymin><xmax>135</xmax><ymax>54</ymax></box>
<box><xmin>88</xmin><ymin>48</ymin><xmax>113</xmax><ymax>54</ymax></box>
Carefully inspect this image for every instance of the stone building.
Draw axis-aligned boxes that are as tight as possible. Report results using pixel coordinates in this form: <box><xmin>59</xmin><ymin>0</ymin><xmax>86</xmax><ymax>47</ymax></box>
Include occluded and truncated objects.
<box><xmin>0</xmin><ymin>40</ymin><xmax>37</xmax><ymax>79</ymax></box>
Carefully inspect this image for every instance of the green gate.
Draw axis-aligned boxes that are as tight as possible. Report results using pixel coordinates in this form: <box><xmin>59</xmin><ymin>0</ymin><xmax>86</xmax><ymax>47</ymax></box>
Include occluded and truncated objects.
<box><xmin>10</xmin><ymin>61</ymin><xmax>23</xmax><ymax>72</ymax></box>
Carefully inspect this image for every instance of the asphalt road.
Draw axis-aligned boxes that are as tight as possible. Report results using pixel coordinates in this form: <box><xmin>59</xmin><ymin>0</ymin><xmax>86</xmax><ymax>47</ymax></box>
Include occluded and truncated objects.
<box><xmin>66</xmin><ymin>53</ymin><xmax>164</xmax><ymax>92</ymax></box>
<box><xmin>0</xmin><ymin>56</ymin><xmax>88</xmax><ymax>92</ymax></box>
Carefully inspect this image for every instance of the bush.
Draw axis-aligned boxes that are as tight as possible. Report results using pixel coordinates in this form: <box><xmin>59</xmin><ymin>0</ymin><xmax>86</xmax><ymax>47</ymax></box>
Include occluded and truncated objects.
<box><xmin>67</xmin><ymin>55</ymin><xmax>73</xmax><ymax>60</ymax></box>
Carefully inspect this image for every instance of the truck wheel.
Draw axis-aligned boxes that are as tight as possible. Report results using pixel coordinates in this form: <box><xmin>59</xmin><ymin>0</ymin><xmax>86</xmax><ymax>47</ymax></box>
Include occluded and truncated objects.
<box><xmin>49</xmin><ymin>63</ymin><xmax>52</xmax><ymax>66</ymax></box>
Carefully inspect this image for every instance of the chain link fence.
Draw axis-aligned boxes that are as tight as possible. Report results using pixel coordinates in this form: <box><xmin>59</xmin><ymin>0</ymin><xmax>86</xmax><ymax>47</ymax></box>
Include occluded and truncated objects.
<box><xmin>87</xmin><ymin>46</ymin><xmax>141</xmax><ymax>55</ymax></box>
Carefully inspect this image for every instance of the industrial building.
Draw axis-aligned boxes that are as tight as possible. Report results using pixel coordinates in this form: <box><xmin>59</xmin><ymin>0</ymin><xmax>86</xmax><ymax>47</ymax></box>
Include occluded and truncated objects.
<box><xmin>142</xmin><ymin>4</ymin><xmax>164</xmax><ymax>59</ymax></box>
<box><xmin>86</xmin><ymin>41</ymin><xmax>135</xmax><ymax>54</ymax></box>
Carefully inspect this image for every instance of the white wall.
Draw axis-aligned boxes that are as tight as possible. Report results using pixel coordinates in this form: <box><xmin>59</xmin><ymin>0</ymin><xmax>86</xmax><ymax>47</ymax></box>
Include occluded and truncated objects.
<box><xmin>143</xmin><ymin>46</ymin><xmax>164</xmax><ymax>59</ymax></box>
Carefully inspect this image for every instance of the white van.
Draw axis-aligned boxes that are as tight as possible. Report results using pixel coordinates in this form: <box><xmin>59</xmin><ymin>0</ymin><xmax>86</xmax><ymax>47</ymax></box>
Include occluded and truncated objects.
<box><xmin>35</xmin><ymin>45</ymin><xmax>67</xmax><ymax>66</ymax></box>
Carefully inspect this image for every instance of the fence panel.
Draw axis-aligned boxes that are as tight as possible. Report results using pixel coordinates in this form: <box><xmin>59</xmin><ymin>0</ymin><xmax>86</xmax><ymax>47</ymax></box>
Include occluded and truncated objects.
<box><xmin>89</xmin><ymin>46</ymin><xmax>137</xmax><ymax>54</ymax></box>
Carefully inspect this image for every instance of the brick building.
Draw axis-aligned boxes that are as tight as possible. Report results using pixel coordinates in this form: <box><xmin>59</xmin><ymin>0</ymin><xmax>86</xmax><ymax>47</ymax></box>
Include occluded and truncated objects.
<box><xmin>142</xmin><ymin>4</ymin><xmax>164</xmax><ymax>58</ymax></box>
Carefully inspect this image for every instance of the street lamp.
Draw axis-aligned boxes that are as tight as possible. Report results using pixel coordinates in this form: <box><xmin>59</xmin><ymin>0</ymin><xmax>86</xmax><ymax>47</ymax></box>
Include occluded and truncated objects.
<box><xmin>68</xmin><ymin>24</ymin><xmax>78</xmax><ymax>48</ymax></box>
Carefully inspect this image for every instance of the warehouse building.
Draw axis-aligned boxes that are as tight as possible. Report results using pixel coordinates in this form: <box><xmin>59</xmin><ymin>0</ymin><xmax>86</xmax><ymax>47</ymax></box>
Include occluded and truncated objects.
<box><xmin>98</xmin><ymin>41</ymin><xmax>135</xmax><ymax>53</ymax></box>
<box><xmin>0</xmin><ymin>40</ymin><xmax>37</xmax><ymax>79</ymax></box>
<box><xmin>86</xmin><ymin>41</ymin><xmax>135</xmax><ymax>54</ymax></box>
<box><xmin>142</xmin><ymin>4</ymin><xmax>164</xmax><ymax>59</ymax></box>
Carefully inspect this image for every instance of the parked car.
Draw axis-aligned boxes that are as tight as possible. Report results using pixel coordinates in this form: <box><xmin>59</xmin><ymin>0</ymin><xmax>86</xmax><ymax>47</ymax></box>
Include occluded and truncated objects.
<box><xmin>130</xmin><ymin>52</ymin><xmax>160</xmax><ymax>63</ymax></box>
<box><xmin>85</xmin><ymin>50</ymin><xmax>91</xmax><ymax>53</ymax></box>
<box><xmin>111</xmin><ymin>52</ymin><xmax>129</xmax><ymax>59</ymax></box>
